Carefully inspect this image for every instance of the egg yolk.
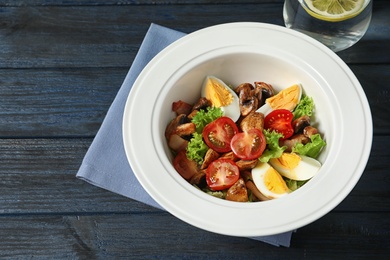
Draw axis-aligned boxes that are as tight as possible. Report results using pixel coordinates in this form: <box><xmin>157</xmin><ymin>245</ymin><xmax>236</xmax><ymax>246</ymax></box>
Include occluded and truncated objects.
<box><xmin>264</xmin><ymin>167</ymin><xmax>289</xmax><ymax>195</ymax></box>
<box><xmin>204</xmin><ymin>77</ymin><xmax>233</xmax><ymax>107</ymax></box>
<box><xmin>276</xmin><ymin>153</ymin><xmax>301</xmax><ymax>170</ymax></box>
<box><xmin>271</xmin><ymin>153</ymin><xmax>301</xmax><ymax>179</ymax></box>
<box><xmin>266</xmin><ymin>84</ymin><xmax>300</xmax><ymax>111</ymax></box>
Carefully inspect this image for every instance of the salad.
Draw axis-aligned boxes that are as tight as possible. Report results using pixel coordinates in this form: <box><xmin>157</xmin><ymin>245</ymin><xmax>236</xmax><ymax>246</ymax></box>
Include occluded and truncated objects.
<box><xmin>165</xmin><ymin>76</ymin><xmax>326</xmax><ymax>202</ymax></box>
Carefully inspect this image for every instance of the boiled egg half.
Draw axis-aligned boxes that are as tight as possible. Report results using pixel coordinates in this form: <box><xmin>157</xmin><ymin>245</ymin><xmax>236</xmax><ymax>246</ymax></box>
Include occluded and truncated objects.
<box><xmin>251</xmin><ymin>162</ymin><xmax>290</xmax><ymax>199</ymax></box>
<box><xmin>269</xmin><ymin>152</ymin><xmax>321</xmax><ymax>181</ymax></box>
<box><xmin>201</xmin><ymin>76</ymin><xmax>241</xmax><ymax>122</ymax></box>
<box><xmin>257</xmin><ymin>83</ymin><xmax>302</xmax><ymax>115</ymax></box>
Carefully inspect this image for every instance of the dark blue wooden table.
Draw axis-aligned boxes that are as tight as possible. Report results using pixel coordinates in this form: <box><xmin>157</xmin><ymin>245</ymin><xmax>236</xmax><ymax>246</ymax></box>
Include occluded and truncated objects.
<box><xmin>0</xmin><ymin>0</ymin><xmax>389</xmax><ymax>258</ymax></box>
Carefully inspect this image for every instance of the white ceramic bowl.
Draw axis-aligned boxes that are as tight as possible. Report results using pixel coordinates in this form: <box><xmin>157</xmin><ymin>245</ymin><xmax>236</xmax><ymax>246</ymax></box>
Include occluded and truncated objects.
<box><xmin>123</xmin><ymin>22</ymin><xmax>372</xmax><ymax>236</ymax></box>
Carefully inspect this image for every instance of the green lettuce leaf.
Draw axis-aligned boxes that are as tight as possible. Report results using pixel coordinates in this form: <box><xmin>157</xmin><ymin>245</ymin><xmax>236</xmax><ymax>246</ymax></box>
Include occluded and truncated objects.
<box><xmin>186</xmin><ymin>132</ymin><xmax>209</xmax><ymax>165</ymax></box>
<box><xmin>292</xmin><ymin>133</ymin><xmax>326</xmax><ymax>158</ymax></box>
<box><xmin>284</xmin><ymin>178</ymin><xmax>308</xmax><ymax>191</ymax></box>
<box><xmin>191</xmin><ymin>106</ymin><xmax>223</xmax><ymax>133</ymax></box>
<box><xmin>292</xmin><ymin>95</ymin><xmax>314</xmax><ymax>120</ymax></box>
<box><xmin>259</xmin><ymin>129</ymin><xmax>287</xmax><ymax>163</ymax></box>
<box><xmin>201</xmin><ymin>186</ymin><xmax>226</xmax><ymax>199</ymax></box>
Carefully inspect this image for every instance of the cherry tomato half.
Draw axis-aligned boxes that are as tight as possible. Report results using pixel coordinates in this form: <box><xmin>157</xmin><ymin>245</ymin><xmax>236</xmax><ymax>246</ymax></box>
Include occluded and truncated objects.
<box><xmin>230</xmin><ymin>128</ymin><xmax>266</xmax><ymax>160</ymax></box>
<box><xmin>264</xmin><ymin>109</ymin><xmax>294</xmax><ymax>140</ymax></box>
<box><xmin>206</xmin><ymin>158</ymin><xmax>240</xmax><ymax>191</ymax></box>
<box><xmin>202</xmin><ymin>117</ymin><xmax>239</xmax><ymax>153</ymax></box>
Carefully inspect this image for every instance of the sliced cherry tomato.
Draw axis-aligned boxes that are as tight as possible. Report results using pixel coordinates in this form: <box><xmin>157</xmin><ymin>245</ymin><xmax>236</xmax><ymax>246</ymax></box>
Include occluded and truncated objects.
<box><xmin>206</xmin><ymin>158</ymin><xmax>240</xmax><ymax>191</ymax></box>
<box><xmin>202</xmin><ymin>117</ymin><xmax>239</xmax><ymax>153</ymax></box>
<box><xmin>264</xmin><ymin>109</ymin><xmax>294</xmax><ymax>140</ymax></box>
<box><xmin>230</xmin><ymin>128</ymin><xmax>266</xmax><ymax>160</ymax></box>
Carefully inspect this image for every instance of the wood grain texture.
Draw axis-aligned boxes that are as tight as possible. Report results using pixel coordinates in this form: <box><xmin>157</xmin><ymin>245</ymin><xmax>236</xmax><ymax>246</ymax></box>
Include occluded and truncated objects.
<box><xmin>349</xmin><ymin>64</ymin><xmax>390</xmax><ymax>135</ymax></box>
<box><xmin>0</xmin><ymin>68</ymin><xmax>127</xmax><ymax>137</ymax></box>
<box><xmin>0</xmin><ymin>1</ymin><xmax>388</xmax><ymax>69</ymax></box>
<box><xmin>0</xmin><ymin>0</ymin><xmax>388</xmax><ymax>257</ymax></box>
<box><xmin>0</xmin><ymin>137</ymin><xmax>388</xmax><ymax>213</ymax></box>
<box><xmin>0</xmin><ymin>65</ymin><xmax>388</xmax><ymax>137</ymax></box>
<box><xmin>0</xmin><ymin>0</ymin><xmax>284</xmax><ymax>6</ymax></box>
<box><xmin>0</xmin><ymin>212</ymin><xmax>389</xmax><ymax>258</ymax></box>
<box><xmin>0</xmin><ymin>138</ymin><xmax>156</xmax><ymax>214</ymax></box>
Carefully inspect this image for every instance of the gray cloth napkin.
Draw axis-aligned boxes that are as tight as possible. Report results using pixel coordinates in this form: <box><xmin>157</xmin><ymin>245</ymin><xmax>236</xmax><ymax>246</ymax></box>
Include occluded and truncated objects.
<box><xmin>76</xmin><ymin>23</ymin><xmax>293</xmax><ymax>247</ymax></box>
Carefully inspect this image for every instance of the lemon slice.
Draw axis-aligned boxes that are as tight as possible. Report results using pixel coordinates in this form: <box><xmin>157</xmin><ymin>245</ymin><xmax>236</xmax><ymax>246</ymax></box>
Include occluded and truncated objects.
<box><xmin>302</xmin><ymin>0</ymin><xmax>366</xmax><ymax>22</ymax></box>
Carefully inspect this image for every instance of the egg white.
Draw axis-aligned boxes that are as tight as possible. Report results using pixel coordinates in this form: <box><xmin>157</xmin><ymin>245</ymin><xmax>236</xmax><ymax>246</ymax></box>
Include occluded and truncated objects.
<box><xmin>201</xmin><ymin>76</ymin><xmax>241</xmax><ymax>122</ymax></box>
<box><xmin>269</xmin><ymin>153</ymin><xmax>321</xmax><ymax>181</ymax></box>
<box><xmin>251</xmin><ymin>162</ymin><xmax>289</xmax><ymax>199</ymax></box>
<box><xmin>256</xmin><ymin>83</ymin><xmax>302</xmax><ymax>116</ymax></box>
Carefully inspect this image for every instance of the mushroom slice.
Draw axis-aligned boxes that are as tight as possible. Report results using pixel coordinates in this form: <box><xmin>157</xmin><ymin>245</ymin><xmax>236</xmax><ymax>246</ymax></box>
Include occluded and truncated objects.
<box><xmin>219</xmin><ymin>151</ymin><xmax>239</xmax><ymax>161</ymax></box>
<box><xmin>303</xmin><ymin>126</ymin><xmax>319</xmax><ymax>138</ymax></box>
<box><xmin>168</xmin><ymin>134</ymin><xmax>188</xmax><ymax>153</ymax></box>
<box><xmin>241</xmin><ymin>170</ymin><xmax>269</xmax><ymax>202</ymax></box>
<box><xmin>280</xmin><ymin>134</ymin><xmax>310</xmax><ymax>152</ymax></box>
<box><xmin>240</xmin><ymin>111</ymin><xmax>264</xmax><ymax>132</ymax></box>
<box><xmin>237</xmin><ymin>84</ymin><xmax>258</xmax><ymax>116</ymax></box>
<box><xmin>254</xmin><ymin>81</ymin><xmax>275</xmax><ymax>105</ymax></box>
<box><xmin>187</xmin><ymin>109</ymin><xmax>199</xmax><ymax>120</ymax></box>
<box><xmin>189</xmin><ymin>169</ymin><xmax>206</xmax><ymax>185</ymax></box>
<box><xmin>292</xmin><ymin>115</ymin><xmax>311</xmax><ymax>134</ymax></box>
<box><xmin>165</xmin><ymin>114</ymin><xmax>188</xmax><ymax>139</ymax></box>
<box><xmin>245</xmin><ymin>180</ymin><xmax>270</xmax><ymax>201</ymax></box>
<box><xmin>235</xmin><ymin>82</ymin><xmax>253</xmax><ymax>94</ymax></box>
<box><xmin>175</xmin><ymin>122</ymin><xmax>196</xmax><ymax>137</ymax></box>
<box><xmin>201</xmin><ymin>149</ymin><xmax>220</xmax><ymax>170</ymax></box>
<box><xmin>235</xmin><ymin>159</ymin><xmax>258</xmax><ymax>171</ymax></box>
<box><xmin>192</xmin><ymin>97</ymin><xmax>212</xmax><ymax>111</ymax></box>
<box><xmin>226</xmin><ymin>178</ymin><xmax>248</xmax><ymax>202</ymax></box>
<box><xmin>252</xmin><ymin>82</ymin><xmax>263</xmax><ymax>102</ymax></box>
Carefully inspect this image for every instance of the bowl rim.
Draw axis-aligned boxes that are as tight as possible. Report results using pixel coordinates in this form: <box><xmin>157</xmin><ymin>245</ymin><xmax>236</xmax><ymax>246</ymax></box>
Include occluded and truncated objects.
<box><xmin>123</xmin><ymin>22</ymin><xmax>373</xmax><ymax>236</ymax></box>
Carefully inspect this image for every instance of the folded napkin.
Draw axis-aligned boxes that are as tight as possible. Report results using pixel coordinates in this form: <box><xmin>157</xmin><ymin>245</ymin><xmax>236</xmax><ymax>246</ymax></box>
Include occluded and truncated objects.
<box><xmin>77</xmin><ymin>23</ymin><xmax>293</xmax><ymax>247</ymax></box>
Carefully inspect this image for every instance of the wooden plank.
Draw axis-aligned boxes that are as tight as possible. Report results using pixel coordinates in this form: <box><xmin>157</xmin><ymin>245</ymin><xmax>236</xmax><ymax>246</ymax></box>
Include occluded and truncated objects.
<box><xmin>0</xmin><ymin>0</ymin><xmax>284</xmax><ymax>6</ymax></box>
<box><xmin>0</xmin><ymin>0</ymin><xmax>386</xmax><ymax>258</ymax></box>
<box><xmin>291</xmin><ymin>212</ymin><xmax>390</xmax><ymax>256</ymax></box>
<box><xmin>0</xmin><ymin>64</ymin><xmax>388</xmax><ymax>137</ymax></box>
<box><xmin>0</xmin><ymin>2</ymin><xmax>388</xmax><ymax>69</ymax></box>
<box><xmin>349</xmin><ymin>64</ymin><xmax>390</xmax><ymax>136</ymax></box>
<box><xmin>0</xmin><ymin>136</ymin><xmax>388</xmax><ymax>214</ymax></box>
<box><xmin>335</xmin><ymin>135</ymin><xmax>390</xmax><ymax>211</ymax></box>
<box><xmin>0</xmin><ymin>4</ymin><xmax>283</xmax><ymax>68</ymax></box>
<box><xmin>0</xmin><ymin>212</ymin><xmax>388</xmax><ymax>258</ymax></box>
<box><xmin>0</xmin><ymin>138</ymin><xmax>157</xmax><ymax>214</ymax></box>
<box><xmin>0</xmin><ymin>68</ymin><xmax>127</xmax><ymax>137</ymax></box>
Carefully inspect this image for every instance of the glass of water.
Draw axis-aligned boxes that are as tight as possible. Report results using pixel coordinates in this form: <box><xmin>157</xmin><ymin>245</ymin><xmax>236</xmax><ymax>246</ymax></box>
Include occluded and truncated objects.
<box><xmin>283</xmin><ymin>0</ymin><xmax>372</xmax><ymax>52</ymax></box>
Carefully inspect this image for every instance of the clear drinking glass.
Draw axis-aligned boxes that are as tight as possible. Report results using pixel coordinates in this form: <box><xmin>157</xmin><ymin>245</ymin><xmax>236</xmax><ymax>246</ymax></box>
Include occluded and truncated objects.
<box><xmin>283</xmin><ymin>0</ymin><xmax>372</xmax><ymax>52</ymax></box>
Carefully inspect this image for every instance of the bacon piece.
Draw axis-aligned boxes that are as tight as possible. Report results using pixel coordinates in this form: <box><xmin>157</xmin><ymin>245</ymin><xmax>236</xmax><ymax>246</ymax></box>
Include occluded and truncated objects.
<box><xmin>172</xmin><ymin>100</ymin><xmax>193</xmax><ymax>116</ymax></box>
